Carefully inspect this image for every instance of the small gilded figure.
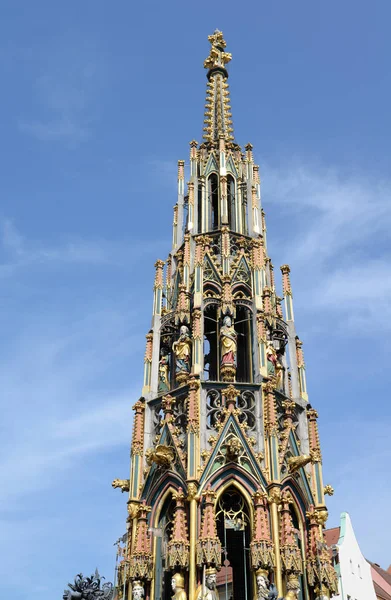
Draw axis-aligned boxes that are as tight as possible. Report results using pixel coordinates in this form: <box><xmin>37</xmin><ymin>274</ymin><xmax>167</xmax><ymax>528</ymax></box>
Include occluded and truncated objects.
<box><xmin>171</xmin><ymin>572</ymin><xmax>187</xmax><ymax>600</ymax></box>
<box><xmin>173</xmin><ymin>325</ymin><xmax>191</xmax><ymax>374</ymax></box>
<box><xmin>158</xmin><ymin>350</ymin><xmax>170</xmax><ymax>393</ymax></box>
<box><xmin>220</xmin><ymin>315</ymin><xmax>237</xmax><ymax>366</ymax></box>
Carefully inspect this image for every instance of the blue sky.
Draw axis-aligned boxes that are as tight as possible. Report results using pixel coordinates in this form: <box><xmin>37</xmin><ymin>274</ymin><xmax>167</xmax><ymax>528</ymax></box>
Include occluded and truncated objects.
<box><xmin>1</xmin><ymin>1</ymin><xmax>390</xmax><ymax>598</ymax></box>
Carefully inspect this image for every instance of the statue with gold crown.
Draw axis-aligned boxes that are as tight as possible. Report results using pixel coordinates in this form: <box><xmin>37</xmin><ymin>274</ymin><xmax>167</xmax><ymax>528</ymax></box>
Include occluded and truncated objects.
<box><xmin>195</xmin><ymin>567</ymin><xmax>219</xmax><ymax>600</ymax></box>
<box><xmin>171</xmin><ymin>572</ymin><xmax>187</xmax><ymax>600</ymax></box>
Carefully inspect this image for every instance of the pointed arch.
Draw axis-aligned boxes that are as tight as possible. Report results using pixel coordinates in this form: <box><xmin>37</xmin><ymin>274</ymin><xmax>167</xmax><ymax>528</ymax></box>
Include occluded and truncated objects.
<box><xmin>208</xmin><ymin>173</ymin><xmax>219</xmax><ymax>230</ymax></box>
<box><xmin>227</xmin><ymin>174</ymin><xmax>236</xmax><ymax>231</ymax></box>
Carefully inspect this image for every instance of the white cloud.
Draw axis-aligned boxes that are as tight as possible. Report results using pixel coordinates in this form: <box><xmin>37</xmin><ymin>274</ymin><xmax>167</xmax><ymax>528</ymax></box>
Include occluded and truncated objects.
<box><xmin>261</xmin><ymin>162</ymin><xmax>391</xmax><ymax>330</ymax></box>
<box><xmin>0</xmin><ymin>218</ymin><xmax>164</xmax><ymax>274</ymax></box>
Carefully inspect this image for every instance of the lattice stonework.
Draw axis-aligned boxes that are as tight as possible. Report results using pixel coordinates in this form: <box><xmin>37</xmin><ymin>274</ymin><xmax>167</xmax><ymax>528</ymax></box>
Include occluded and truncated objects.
<box><xmin>115</xmin><ymin>29</ymin><xmax>337</xmax><ymax>600</ymax></box>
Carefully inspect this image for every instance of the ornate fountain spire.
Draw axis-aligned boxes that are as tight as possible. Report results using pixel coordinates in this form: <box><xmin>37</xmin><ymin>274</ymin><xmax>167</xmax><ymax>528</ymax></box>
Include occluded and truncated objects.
<box><xmin>203</xmin><ymin>30</ymin><xmax>234</xmax><ymax>143</ymax></box>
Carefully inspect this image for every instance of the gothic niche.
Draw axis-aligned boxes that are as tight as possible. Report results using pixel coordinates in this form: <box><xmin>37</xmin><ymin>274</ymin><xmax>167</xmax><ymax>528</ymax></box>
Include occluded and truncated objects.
<box><xmin>208</xmin><ymin>173</ymin><xmax>219</xmax><ymax>231</ymax></box>
<box><xmin>216</xmin><ymin>488</ymin><xmax>253</xmax><ymax>600</ymax></box>
<box><xmin>204</xmin><ymin>305</ymin><xmax>253</xmax><ymax>384</ymax></box>
<box><xmin>266</xmin><ymin>322</ymin><xmax>288</xmax><ymax>393</ymax></box>
<box><xmin>227</xmin><ymin>174</ymin><xmax>236</xmax><ymax>231</ymax></box>
<box><xmin>153</xmin><ymin>496</ymin><xmax>176</xmax><ymax>600</ymax></box>
<box><xmin>159</xmin><ymin>318</ymin><xmax>177</xmax><ymax>394</ymax></box>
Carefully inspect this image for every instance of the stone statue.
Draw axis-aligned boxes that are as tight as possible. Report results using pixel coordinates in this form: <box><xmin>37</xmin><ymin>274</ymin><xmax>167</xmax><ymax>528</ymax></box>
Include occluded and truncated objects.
<box><xmin>195</xmin><ymin>567</ymin><xmax>219</xmax><ymax>600</ymax></box>
<box><xmin>266</xmin><ymin>342</ymin><xmax>284</xmax><ymax>390</ymax></box>
<box><xmin>132</xmin><ymin>580</ymin><xmax>145</xmax><ymax>600</ymax></box>
<box><xmin>220</xmin><ymin>316</ymin><xmax>237</xmax><ymax>366</ymax></box>
<box><xmin>314</xmin><ymin>584</ymin><xmax>330</xmax><ymax>600</ymax></box>
<box><xmin>171</xmin><ymin>572</ymin><xmax>187</xmax><ymax>600</ymax></box>
<box><xmin>111</xmin><ymin>479</ymin><xmax>130</xmax><ymax>493</ymax></box>
<box><xmin>253</xmin><ymin>569</ymin><xmax>279</xmax><ymax>600</ymax></box>
<box><xmin>158</xmin><ymin>350</ymin><xmax>170</xmax><ymax>393</ymax></box>
<box><xmin>62</xmin><ymin>570</ymin><xmax>114</xmax><ymax>600</ymax></box>
<box><xmin>173</xmin><ymin>325</ymin><xmax>191</xmax><ymax>374</ymax></box>
<box><xmin>283</xmin><ymin>575</ymin><xmax>301</xmax><ymax>600</ymax></box>
<box><xmin>266</xmin><ymin>342</ymin><xmax>277</xmax><ymax>376</ymax></box>
<box><xmin>145</xmin><ymin>444</ymin><xmax>175</xmax><ymax>468</ymax></box>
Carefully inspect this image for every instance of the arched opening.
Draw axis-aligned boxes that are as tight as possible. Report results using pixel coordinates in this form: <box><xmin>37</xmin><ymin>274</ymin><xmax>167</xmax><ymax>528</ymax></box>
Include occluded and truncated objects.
<box><xmin>203</xmin><ymin>303</ymin><xmax>219</xmax><ymax>381</ymax></box>
<box><xmin>197</xmin><ymin>182</ymin><xmax>203</xmax><ymax>233</ymax></box>
<box><xmin>208</xmin><ymin>173</ymin><xmax>219</xmax><ymax>231</ymax></box>
<box><xmin>289</xmin><ymin>503</ymin><xmax>305</xmax><ymax>600</ymax></box>
<box><xmin>153</xmin><ymin>494</ymin><xmax>176</xmax><ymax>600</ymax></box>
<box><xmin>216</xmin><ymin>487</ymin><xmax>253</xmax><ymax>600</ymax></box>
<box><xmin>227</xmin><ymin>175</ymin><xmax>236</xmax><ymax>231</ymax></box>
<box><xmin>235</xmin><ymin>305</ymin><xmax>253</xmax><ymax>383</ymax></box>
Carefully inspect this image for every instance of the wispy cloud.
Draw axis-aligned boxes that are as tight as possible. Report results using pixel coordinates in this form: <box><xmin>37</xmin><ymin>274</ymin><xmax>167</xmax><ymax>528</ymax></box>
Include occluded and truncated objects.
<box><xmin>262</xmin><ymin>162</ymin><xmax>391</xmax><ymax>330</ymax></box>
<box><xmin>0</xmin><ymin>218</ymin><xmax>164</xmax><ymax>275</ymax></box>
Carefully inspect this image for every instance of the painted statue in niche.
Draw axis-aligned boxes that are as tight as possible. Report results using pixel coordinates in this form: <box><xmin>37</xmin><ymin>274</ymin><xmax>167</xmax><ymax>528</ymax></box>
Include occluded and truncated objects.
<box><xmin>253</xmin><ymin>569</ymin><xmax>279</xmax><ymax>600</ymax></box>
<box><xmin>171</xmin><ymin>572</ymin><xmax>187</xmax><ymax>600</ymax></box>
<box><xmin>173</xmin><ymin>325</ymin><xmax>191</xmax><ymax>374</ymax></box>
<box><xmin>195</xmin><ymin>568</ymin><xmax>219</xmax><ymax>600</ymax></box>
<box><xmin>266</xmin><ymin>342</ymin><xmax>284</xmax><ymax>390</ymax></box>
<box><xmin>158</xmin><ymin>349</ymin><xmax>170</xmax><ymax>393</ymax></box>
<box><xmin>220</xmin><ymin>315</ymin><xmax>237</xmax><ymax>366</ymax></box>
<box><xmin>132</xmin><ymin>581</ymin><xmax>144</xmax><ymax>600</ymax></box>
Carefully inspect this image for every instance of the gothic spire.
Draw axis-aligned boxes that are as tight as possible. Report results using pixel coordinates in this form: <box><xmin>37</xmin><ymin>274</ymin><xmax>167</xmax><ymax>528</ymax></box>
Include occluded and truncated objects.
<box><xmin>203</xmin><ymin>30</ymin><xmax>234</xmax><ymax>143</ymax></box>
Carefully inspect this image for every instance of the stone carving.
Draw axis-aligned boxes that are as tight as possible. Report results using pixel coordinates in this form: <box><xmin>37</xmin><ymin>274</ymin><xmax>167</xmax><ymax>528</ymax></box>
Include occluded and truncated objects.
<box><xmin>195</xmin><ymin>567</ymin><xmax>219</xmax><ymax>600</ymax></box>
<box><xmin>224</xmin><ymin>436</ymin><xmax>242</xmax><ymax>462</ymax></box>
<box><xmin>145</xmin><ymin>444</ymin><xmax>175</xmax><ymax>468</ymax></box>
<box><xmin>158</xmin><ymin>351</ymin><xmax>170</xmax><ymax>393</ymax></box>
<box><xmin>171</xmin><ymin>572</ymin><xmax>187</xmax><ymax>600</ymax></box>
<box><xmin>173</xmin><ymin>325</ymin><xmax>191</xmax><ymax>383</ymax></box>
<box><xmin>287</xmin><ymin>455</ymin><xmax>312</xmax><ymax>473</ymax></box>
<box><xmin>220</xmin><ymin>315</ymin><xmax>237</xmax><ymax>366</ymax></box>
<box><xmin>62</xmin><ymin>570</ymin><xmax>114</xmax><ymax>600</ymax></box>
<box><xmin>132</xmin><ymin>580</ymin><xmax>144</xmax><ymax>600</ymax></box>
<box><xmin>112</xmin><ymin>479</ymin><xmax>130</xmax><ymax>493</ymax></box>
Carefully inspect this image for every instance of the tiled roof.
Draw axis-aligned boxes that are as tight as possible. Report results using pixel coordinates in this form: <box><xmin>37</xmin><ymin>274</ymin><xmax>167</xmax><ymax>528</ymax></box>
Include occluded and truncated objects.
<box><xmin>324</xmin><ymin>526</ymin><xmax>340</xmax><ymax>548</ymax></box>
<box><xmin>370</xmin><ymin>562</ymin><xmax>391</xmax><ymax>589</ymax></box>
<box><xmin>373</xmin><ymin>580</ymin><xmax>391</xmax><ymax>600</ymax></box>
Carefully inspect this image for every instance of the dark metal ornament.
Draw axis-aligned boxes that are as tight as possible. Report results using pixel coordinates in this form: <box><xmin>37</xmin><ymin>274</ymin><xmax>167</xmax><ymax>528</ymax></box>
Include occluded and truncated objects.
<box><xmin>62</xmin><ymin>569</ymin><xmax>114</xmax><ymax>600</ymax></box>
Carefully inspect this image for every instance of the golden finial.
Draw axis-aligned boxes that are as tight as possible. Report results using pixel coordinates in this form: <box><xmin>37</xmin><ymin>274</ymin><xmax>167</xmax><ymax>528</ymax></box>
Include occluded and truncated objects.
<box><xmin>204</xmin><ymin>29</ymin><xmax>232</xmax><ymax>71</ymax></box>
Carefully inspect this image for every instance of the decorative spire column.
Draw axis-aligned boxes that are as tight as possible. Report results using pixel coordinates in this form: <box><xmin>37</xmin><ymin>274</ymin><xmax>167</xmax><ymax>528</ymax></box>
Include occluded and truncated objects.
<box><xmin>307</xmin><ymin>408</ymin><xmax>325</xmax><ymax>507</ymax></box>
<box><xmin>168</xmin><ymin>488</ymin><xmax>190</xmax><ymax>570</ymax></box>
<box><xmin>187</xmin><ymin>376</ymin><xmax>200</xmax><ymax>479</ymax></box>
<box><xmin>279</xmin><ymin>490</ymin><xmax>302</xmax><ymax>577</ymax></box>
<box><xmin>176</xmin><ymin>160</ymin><xmax>185</xmax><ymax>249</ymax></box>
<box><xmin>142</xmin><ymin>332</ymin><xmax>153</xmax><ymax>396</ymax></box>
<box><xmin>129</xmin><ymin>398</ymin><xmax>145</xmax><ymax>499</ymax></box>
<box><xmin>196</xmin><ymin>487</ymin><xmax>222</xmax><ymax>569</ymax></box>
<box><xmin>129</xmin><ymin>502</ymin><xmax>153</xmax><ymax>581</ymax></box>
<box><xmin>280</xmin><ymin>265</ymin><xmax>294</xmax><ymax>322</ymax></box>
<box><xmin>250</xmin><ymin>490</ymin><xmax>275</xmax><ymax>573</ymax></box>
<box><xmin>296</xmin><ymin>337</ymin><xmax>308</xmax><ymax>401</ymax></box>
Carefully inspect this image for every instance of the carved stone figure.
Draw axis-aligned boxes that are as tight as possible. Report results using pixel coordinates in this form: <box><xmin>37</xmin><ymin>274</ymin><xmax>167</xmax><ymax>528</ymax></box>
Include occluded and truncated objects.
<box><xmin>62</xmin><ymin>570</ymin><xmax>114</xmax><ymax>600</ymax></box>
<box><xmin>254</xmin><ymin>569</ymin><xmax>271</xmax><ymax>600</ymax></box>
<box><xmin>171</xmin><ymin>572</ymin><xmax>187</xmax><ymax>600</ymax></box>
<box><xmin>145</xmin><ymin>444</ymin><xmax>175</xmax><ymax>468</ymax></box>
<box><xmin>314</xmin><ymin>584</ymin><xmax>330</xmax><ymax>600</ymax></box>
<box><xmin>266</xmin><ymin>342</ymin><xmax>277</xmax><ymax>376</ymax></box>
<box><xmin>283</xmin><ymin>575</ymin><xmax>300</xmax><ymax>599</ymax></box>
<box><xmin>158</xmin><ymin>351</ymin><xmax>170</xmax><ymax>393</ymax></box>
<box><xmin>195</xmin><ymin>567</ymin><xmax>219</xmax><ymax>600</ymax></box>
<box><xmin>225</xmin><ymin>436</ymin><xmax>242</xmax><ymax>462</ymax></box>
<box><xmin>132</xmin><ymin>580</ymin><xmax>145</xmax><ymax>600</ymax></box>
<box><xmin>173</xmin><ymin>325</ymin><xmax>191</xmax><ymax>375</ymax></box>
<box><xmin>253</xmin><ymin>570</ymin><xmax>279</xmax><ymax>600</ymax></box>
<box><xmin>220</xmin><ymin>316</ymin><xmax>237</xmax><ymax>365</ymax></box>
<box><xmin>288</xmin><ymin>454</ymin><xmax>312</xmax><ymax>473</ymax></box>
<box><xmin>111</xmin><ymin>479</ymin><xmax>130</xmax><ymax>493</ymax></box>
